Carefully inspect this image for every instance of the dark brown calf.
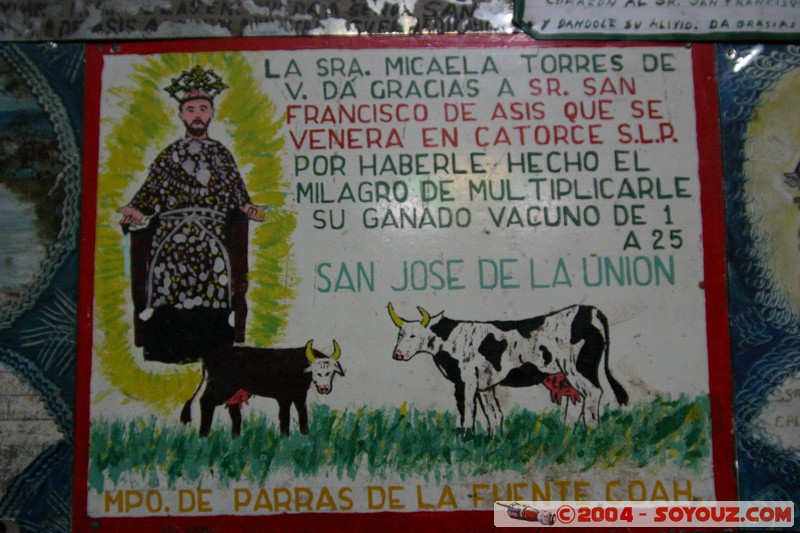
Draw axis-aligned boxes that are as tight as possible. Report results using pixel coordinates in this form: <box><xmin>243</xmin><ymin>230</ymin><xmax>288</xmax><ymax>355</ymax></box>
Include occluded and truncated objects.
<box><xmin>180</xmin><ymin>340</ymin><xmax>343</xmax><ymax>437</ymax></box>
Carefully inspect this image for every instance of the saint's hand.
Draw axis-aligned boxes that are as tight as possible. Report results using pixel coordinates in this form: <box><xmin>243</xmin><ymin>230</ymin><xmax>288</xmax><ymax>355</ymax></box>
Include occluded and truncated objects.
<box><xmin>119</xmin><ymin>205</ymin><xmax>144</xmax><ymax>226</ymax></box>
<box><xmin>241</xmin><ymin>203</ymin><xmax>267</xmax><ymax>222</ymax></box>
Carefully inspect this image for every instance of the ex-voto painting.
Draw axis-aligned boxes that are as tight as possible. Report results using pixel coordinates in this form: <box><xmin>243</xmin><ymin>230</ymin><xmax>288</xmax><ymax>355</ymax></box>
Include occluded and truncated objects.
<box><xmin>74</xmin><ymin>36</ymin><xmax>734</xmax><ymax>531</ymax></box>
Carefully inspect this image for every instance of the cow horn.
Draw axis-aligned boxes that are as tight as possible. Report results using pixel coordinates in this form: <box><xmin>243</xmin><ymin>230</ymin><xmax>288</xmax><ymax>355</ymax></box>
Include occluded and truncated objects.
<box><xmin>305</xmin><ymin>340</ymin><xmax>316</xmax><ymax>363</ymax></box>
<box><xmin>417</xmin><ymin>306</ymin><xmax>431</xmax><ymax>328</ymax></box>
<box><xmin>387</xmin><ymin>302</ymin><xmax>404</xmax><ymax>328</ymax></box>
<box><xmin>331</xmin><ymin>340</ymin><xmax>341</xmax><ymax>360</ymax></box>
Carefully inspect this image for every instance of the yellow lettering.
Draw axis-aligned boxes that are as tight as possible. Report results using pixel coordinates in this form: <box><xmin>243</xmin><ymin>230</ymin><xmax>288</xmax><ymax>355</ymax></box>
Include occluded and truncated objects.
<box><xmin>650</xmin><ymin>480</ymin><xmax>669</xmax><ymax>501</ymax></box>
<box><xmin>368</xmin><ymin>486</ymin><xmax>386</xmax><ymax>510</ymax></box>
<box><xmin>628</xmin><ymin>480</ymin><xmax>647</xmax><ymax>501</ymax></box>
<box><xmin>416</xmin><ymin>485</ymin><xmax>435</xmax><ymax>510</ymax></box>
<box><xmin>472</xmin><ymin>483</ymin><xmax>489</xmax><ymax>508</ymax></box>
<box><xmin>389</xmin><ymin>486</ymin><xmax>405</xmax><ymax>510</ymax></box>
<box><xmin>554</xmin><ymin>481</ymin><xmax>571</xmax><ymax>500</ymax></box>
<box><xmin>145</xmin><ymin>490</ymin><xmax>163</xmax><ymax>513</ymax></box>
<box><xmin>338</xmin><ymin>487</ymin><xmax>354</xmax><ymax>511</ymax></box>
<box><xmin>532</xmin><ymin>482</ymin><xmax>551</xmax><ymax>502</ymax></box>
<box><xmin>492</xmin><ymin>483</ymin><xmax>511</xmax><ymax>501</ymax></box>
<box><xmin>253</xmin><ymin>488</ymin><xmax>273</xmax><ymax>512</ymax></box>
<box><xmin>104</xmin><ymin>490</ymin><xmax>166</xmax><ymax>513</ymax></box>
<box><xmin>437</xmin><ymin>485</ymin><xmax>457</xmax><ymax>509</ymax></box>
<box><xmin>125</xmin><ymin>490</ymin><xmax>143</xmax><ymax>512</ymax></box>
<box><xmin>606</xmin><ymin>480</ymin><xmax>621</xmax><ymax>501</ymax></box>
<box><xmin>274</xmin><ymin>488</ymin><xmax>291</xmax><ymax>512</ymax></box>
<box><xmin>316</xmin><ymin>487</ymin><xmax>337</xmax><ymax>511</ymax></box>
<box><xmin>104</xmin><ymin>491</ymin><xmax>124</xmax><ymax>513</ymax></box>
<box><xmin>198</xmin><ymin>489</ymin><xmax>212</xmax><ymax>513</ymax></box>
<box><xmin>673</xmin><ymin>479</ymin><xmax>693</xmax><ymax>501</ymax></box>
<box><xmin>234</xmin><ymin>489</ymin><xmax>251</xmax><ymax>512</ymax></box>
<box><xmin>574</xmin><ymin>481</ymin><xmax>590</xmax><ymax>501</ymax></box>
<box><xmin>512</xmin><ymin>482</ymin><xmax>527</xmax><ymax>501</ymax></box>
<box><xmin>295</xmin><ymin>487</ymin><xmax>314</xmax><ymax>512</ymax></box>
<box><xmin>177</xmin><ymin>489</ymin><xmax>211</xmax><ymax>513</ymax></box>
<box><xmin>179</xmin><ymin>490</ymin><xmax>195</xmax><ymax>512</ymax></box>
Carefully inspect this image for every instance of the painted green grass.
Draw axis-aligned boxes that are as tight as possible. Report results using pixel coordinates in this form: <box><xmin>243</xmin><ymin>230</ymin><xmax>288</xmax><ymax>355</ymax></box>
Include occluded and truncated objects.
<box><xmin>89</xmin><ymin>395</ymin><xmax>709</xmax><ymax>493</ymax></box>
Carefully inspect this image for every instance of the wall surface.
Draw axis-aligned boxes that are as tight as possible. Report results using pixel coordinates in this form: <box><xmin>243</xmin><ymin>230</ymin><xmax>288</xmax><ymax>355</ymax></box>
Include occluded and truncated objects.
<box><xmin>0</xmin><ymin>42</ymin><xmax>83</xmax><ymax>533</ymax></box>
<box><xmin>0</xmin><ymin>0</ymin><xmax>514</xmax><ymax>40</ymax></box>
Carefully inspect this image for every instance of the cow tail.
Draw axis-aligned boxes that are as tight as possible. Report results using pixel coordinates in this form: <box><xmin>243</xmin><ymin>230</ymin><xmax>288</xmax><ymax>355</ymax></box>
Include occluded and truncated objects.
<box><xmin>598</xmin><ymin>309</ymin><xmax>629</xmax><ymax>406</ymax></box>
<box><xmin>180</xmin><ymin>365</ymin><xmax>207</xmax><ymax>425</ymax></box>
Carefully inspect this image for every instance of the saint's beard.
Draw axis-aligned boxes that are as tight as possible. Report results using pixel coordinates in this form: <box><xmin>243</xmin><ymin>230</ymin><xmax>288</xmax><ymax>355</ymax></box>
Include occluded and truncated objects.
<box><xmin>184</xmin><ymin>119</ymin><xmax>209</xmax><ymax>137</ymax></box>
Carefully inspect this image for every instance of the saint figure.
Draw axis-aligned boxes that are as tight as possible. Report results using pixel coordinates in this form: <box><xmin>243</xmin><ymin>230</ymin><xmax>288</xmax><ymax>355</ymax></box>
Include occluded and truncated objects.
<box><xmin>119</xmin><ymin>66</ymin><xmax>264</xmax><ymax>363</ymax></box>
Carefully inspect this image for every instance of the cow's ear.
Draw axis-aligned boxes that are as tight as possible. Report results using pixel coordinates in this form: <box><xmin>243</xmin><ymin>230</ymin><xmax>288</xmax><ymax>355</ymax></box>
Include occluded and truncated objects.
<box><xmin>430</xmin><ymin>312</ymin><xmax>444</xmax><ymax>325</ymax></box>
<box><xmin>334</xmin><ymin>362</ymin><xmax>345</xmax><ymax>376</ymax></box>
<box><xmin>304</xmin><ymin>366</ymin><xmax>312</xmax><ymax>374</ymax></box>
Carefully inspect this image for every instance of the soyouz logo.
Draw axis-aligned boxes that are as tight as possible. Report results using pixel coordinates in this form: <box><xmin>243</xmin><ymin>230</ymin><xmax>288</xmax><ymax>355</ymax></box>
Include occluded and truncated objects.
<box><xmin>493</xmin><ymin>501</ymin><xmax>795</xmax><ymax>528</ymax></box>
<box><xmin>495</xmin><ymin>502</ymin><xmax>556</xmax><ymax>525</ymax></box>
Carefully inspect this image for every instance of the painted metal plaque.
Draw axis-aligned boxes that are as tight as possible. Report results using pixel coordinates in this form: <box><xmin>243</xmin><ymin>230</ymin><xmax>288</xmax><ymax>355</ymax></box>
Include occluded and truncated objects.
<box><xmin>75</xmin><ymin>36</ymin><xmax>733</xmax><ymax>531</ymax></box>
<box><xmin>719</xmin><ymin>44</ymin><xmax>800</xmax><ymax>512</ymax></box>
<box><xmin>515</xmin><ymin>0</ymin><xmax>800</xmax><ymax>41</ymax></box>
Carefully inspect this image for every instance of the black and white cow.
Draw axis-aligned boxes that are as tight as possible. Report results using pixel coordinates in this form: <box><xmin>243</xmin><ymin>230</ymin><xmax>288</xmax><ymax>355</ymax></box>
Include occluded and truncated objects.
<box><xmin>388</xmin><ymin>303</ymin><xmax>628</xmax><ymax>436</ymax></box>
<box><xmin>181</xmin><ymin>340</ymin><xmax>344</xmax><ymax>437</ymax></box>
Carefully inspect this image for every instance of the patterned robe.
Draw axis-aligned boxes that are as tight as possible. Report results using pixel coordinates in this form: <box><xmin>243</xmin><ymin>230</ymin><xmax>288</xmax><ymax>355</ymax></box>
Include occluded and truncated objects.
<box><xmin>128</xmin><ymin>137</ymin><xmax>250</xmax><ymax>362</ymax></box>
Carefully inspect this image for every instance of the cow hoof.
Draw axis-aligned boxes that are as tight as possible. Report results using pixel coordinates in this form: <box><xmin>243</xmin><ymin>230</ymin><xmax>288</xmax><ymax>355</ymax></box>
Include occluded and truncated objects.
<box><xmin>179</xmin><ymin>405</ymin><xmax>192</xmax><ymax>425</ymax></box>
<box><xmin>461</xmin><ymin>428</ymin><xmax>477</xmax><ymax>440</ymax></box>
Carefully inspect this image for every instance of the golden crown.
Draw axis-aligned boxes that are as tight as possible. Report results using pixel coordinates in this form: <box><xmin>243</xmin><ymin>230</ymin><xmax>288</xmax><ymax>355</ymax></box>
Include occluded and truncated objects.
<box><xmin>164</xmin><ymin>66</ymin><xmax>228</xmax><ymax>102</ymax></box>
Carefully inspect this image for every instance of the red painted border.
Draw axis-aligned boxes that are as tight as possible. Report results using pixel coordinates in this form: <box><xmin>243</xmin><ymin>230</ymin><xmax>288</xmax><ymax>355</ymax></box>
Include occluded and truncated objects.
<box><xmin>73</xmin><ymin>42</ymin><xmax>103</xmax><ymax>533</ymax></box>
<box><xmin>691</xmin><ymin>44</ymin><xmax>736</xmax><ymax>503</ymax></box>
<box><xmin>74</xmin><ymin>36</ymin><xmax>733</xmax><ymax>533</ymax></box>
